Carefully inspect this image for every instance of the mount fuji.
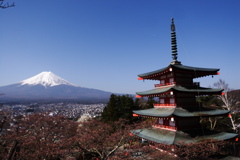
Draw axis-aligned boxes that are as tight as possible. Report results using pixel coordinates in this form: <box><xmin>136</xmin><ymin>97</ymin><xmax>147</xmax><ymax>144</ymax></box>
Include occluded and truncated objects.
<box><xmin>0</xmin><ymin>72</ymin><xmax>113</xmax><ymax>103</ymax></box>
<box><xmin>20</xmin><ymin>71</ymin><xmax>76</xmax><ymax>87</ymax></box>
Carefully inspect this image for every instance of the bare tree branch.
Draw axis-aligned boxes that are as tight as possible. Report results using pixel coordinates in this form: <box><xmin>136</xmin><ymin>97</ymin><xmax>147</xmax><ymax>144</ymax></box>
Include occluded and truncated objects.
<box><xmin>214</xmin><ymin>79</ymin><xmax>239</xmax><ymax>133</ymax></box>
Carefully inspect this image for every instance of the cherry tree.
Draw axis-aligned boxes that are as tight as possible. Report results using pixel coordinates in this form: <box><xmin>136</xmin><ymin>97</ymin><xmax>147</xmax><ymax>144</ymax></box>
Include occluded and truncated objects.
<box><xmin>76</xmin><ymin>119</ymin><xmax>134</xmax><ymax>159</ymax></box>
<box><xmin>0</xmin><ymin>113</ymin><xmax>79</xmax><ymax>160</ymax></box>
<box><xmin>175</xmin><ymin>139</ymin><xmax>234</xmax><ymax>160</ymax></box>
<box><xmin>76</xmin><ymin>118</ymin><xmax>178</xmax><ymax>160</ymax></box>
<box><xmin>0</xmin><ymin>111</ymin><xmax>236</xmax><ymax>159</ymax></box>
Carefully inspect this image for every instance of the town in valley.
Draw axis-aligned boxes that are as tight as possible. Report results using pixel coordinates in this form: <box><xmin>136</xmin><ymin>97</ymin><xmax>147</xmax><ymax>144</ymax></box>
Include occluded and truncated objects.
<box><xmin>0</xmin><ymin>102</ymin><xmax>105</xmax><ymax>120</ymax></box>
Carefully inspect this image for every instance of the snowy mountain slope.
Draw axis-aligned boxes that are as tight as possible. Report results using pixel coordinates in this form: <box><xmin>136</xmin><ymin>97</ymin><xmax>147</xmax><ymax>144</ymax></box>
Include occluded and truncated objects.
<box><xmin>0</xmin><ymin>72</ymin><xmax>113</xmax><ymax>103</ymax></box>
<box><xmin>20</xmin><ymin>71</ymin><xmax>76</xmax><ymax>87</ymax></box>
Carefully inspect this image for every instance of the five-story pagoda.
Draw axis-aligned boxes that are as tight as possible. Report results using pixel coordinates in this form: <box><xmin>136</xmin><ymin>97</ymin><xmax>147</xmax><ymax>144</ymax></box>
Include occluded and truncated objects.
<box><xmin>131</xmin><ymin>19</ymin><xmax>237</xmax><ymax>145</ymax></box>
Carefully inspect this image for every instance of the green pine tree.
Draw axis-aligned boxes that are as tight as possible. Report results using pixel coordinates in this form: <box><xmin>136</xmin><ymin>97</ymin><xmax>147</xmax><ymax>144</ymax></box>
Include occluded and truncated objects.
<box><xmin>102</xmin><ymin>94</ymin><xmax>140</xmax><ymax>123</ymax></box>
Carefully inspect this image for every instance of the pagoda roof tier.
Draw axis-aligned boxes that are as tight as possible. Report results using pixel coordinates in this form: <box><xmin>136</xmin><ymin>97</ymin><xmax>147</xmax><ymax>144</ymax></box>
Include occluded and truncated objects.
<box><xmin>131</xmin><ymin>128</ymin><xmax>237</xmax><ymax>145</ymax></box>
<box><xmin>133</xmin><ymin>107</ymin><xmax>229</xmax><ymax>117</ymax></box>
<box><xmin>138</xmin><ymin>64</ymin><xmax>220</xmax><ymax>80</ymax></box>
<box><xmin>136</xmin><ymin>85</ymin><xmax>223</xmax><ymax>96</ymax></box>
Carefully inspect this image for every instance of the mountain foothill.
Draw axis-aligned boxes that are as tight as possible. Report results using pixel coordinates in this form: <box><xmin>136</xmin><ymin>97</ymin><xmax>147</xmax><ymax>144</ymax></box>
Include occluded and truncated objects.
<box><xmin>0</xmin><ymin>72</ymin><xmax>113</xmax><ymax>103</ymax></box>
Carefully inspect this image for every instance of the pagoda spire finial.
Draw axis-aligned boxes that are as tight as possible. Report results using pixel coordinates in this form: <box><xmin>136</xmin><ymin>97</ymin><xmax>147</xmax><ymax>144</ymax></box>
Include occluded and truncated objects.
<box><xmin>170</xmin><ymin>18</ymin><xmax>181</xmax><ymax>65</ymax></box>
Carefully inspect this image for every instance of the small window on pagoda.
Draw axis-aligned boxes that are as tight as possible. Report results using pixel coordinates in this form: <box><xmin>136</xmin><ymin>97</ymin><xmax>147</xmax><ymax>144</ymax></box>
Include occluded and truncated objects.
<box><xmin>169</xmin><ymin>78</ymin><xmax>174</xmax><ymax>84</ymax></box>
<box><xmin>170</xmin><ymin>98</ymin><xmax>175</xmax><ymax>104</ymax></box>
<box><xmin>159</xmin><ymin>118</ymin><xmax>163</xmax><ymax>125</ymax></box>
<box><xmin>160</xmin><ymin>99</ymin><xmax>165</xmax><ymax>104</ymax></box>
<box><xmin>169</xmin><ymin>120</ymin><xmax>175</xmax><ymax>127</ymax></box>
<box><xmin>160</xmin><ymin>80</ymin><xmax>165</xmax><ymax>85</ymax></box>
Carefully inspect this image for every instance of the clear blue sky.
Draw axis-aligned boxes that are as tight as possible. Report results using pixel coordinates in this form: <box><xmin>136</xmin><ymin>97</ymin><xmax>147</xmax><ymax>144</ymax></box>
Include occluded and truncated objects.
<box><xmin>1</xmin><ymin>0</ymin><xmax>239</xmax><ymax>94</ymax></box>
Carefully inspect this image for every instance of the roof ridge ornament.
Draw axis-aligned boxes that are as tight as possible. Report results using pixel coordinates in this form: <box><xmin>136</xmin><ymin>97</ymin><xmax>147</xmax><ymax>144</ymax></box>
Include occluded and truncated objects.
<box><xmin>170</xmin><ymin>18</ymin><xmax>181</xmax><ymax>65</ymax></box>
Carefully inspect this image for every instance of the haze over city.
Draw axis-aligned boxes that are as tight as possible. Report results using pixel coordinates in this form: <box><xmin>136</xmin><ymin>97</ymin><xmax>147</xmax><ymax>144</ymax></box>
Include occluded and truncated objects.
<box><xmin>1</xmin><ymin>0</ymin><xmax>239</xmax><ymax>94</ymax></box>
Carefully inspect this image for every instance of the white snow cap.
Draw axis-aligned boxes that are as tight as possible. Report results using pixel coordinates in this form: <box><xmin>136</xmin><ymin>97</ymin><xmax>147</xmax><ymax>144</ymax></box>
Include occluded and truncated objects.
<box><xmin>20</xmin><ymin>71</ymin><xmax>76</xmax><ymax>87</ymax></box>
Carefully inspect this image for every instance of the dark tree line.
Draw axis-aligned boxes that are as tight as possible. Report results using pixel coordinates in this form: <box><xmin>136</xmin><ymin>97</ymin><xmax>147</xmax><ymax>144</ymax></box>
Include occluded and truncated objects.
<box><xmin>101</xmin><ymin>94</ymin><xmax>139</xmax><ymax>122</ymax></box>
<box><xmin>101</xmin><ymin>94</ymin><xmax>156</xmax><ymax>123</ymax></box>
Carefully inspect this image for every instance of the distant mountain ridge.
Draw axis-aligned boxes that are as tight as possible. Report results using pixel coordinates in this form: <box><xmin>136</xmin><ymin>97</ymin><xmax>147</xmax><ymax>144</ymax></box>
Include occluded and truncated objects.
<box><xmin>0</xmin><ymin>72</ymin><xmax>113</xmax><ymax>103</ymax></box>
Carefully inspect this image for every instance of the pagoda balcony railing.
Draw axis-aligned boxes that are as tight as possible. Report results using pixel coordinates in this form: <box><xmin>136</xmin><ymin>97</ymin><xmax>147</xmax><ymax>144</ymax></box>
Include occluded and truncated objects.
<box><xmin>154</xmin><ymin>82</ymin><xmax>176</xmax><ymax>88</ymax></box>
<box><xmin>172</xmin><ymin>82</ymin><xmax>200</xmax><ymax>87</ymax></box>
<box><xmin>152</xmin><ymin>124</ymin><xmax>177</xmax><ymax>131</ymax></box>
<box><xmin>154</xmin><ymin>103</ymin><xmax>176</xmax><ymax>108</ymax></box>
<box><xmin>154</xmin><ymin>82</ymin><xmax>200</xmax><ymax>88</ymax></box>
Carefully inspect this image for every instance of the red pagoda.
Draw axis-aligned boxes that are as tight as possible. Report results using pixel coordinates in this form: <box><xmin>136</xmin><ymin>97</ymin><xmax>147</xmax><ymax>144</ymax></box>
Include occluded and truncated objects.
<box><xmin>131</xmin><ymin>19</ymin><xmax>237</xmax><ymax>145</ymax></box>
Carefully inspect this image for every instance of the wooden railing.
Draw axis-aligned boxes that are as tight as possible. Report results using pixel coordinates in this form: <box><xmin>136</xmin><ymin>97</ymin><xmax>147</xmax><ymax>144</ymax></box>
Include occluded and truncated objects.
<box><xmin>154</xmin><ymin>103</ymin><xmax>176</xmax><ymax>108</ymax></box>
<box><xmin>152</xmin><ymin>124</ymin><xmax>177</xmax><ymax>131</ymax></box>
<box><xmin>154</xmin><ymin>82</ymin><xmax>176</xmax><ymax>88</ymax></box>
<box><xmin>154</xmin><ymin>82</ymin><xmax>201</xmax><ymax>88</ymax></box>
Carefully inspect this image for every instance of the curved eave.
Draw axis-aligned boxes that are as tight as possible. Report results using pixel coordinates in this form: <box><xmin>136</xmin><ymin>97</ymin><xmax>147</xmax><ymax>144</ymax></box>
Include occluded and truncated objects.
<box><xmin>173</xmin><ymin>86</ymin><xmax>223</xmax><ymax>95</ymax></box>
<box><xmin>131</xmin><ymin>128</ymin><xmax>238</xmax><ymax>145</ymax></box>
<box><xmin>173</xmin><ymin>64</ymin><xmax>220</xmax><ymax>73</ymax></box>
<box><xmin>131</xmin><ymin>128</ymin><xmax>175</xmax><ymax>145</ymax></box>
<box><xmin>172</xmin><ymin>65</ymin><xmax>220</xmax><ymax>78</ymax></box>
<box><xmin>133</xmin><ymin>108</ymin><xmax>175</xmax><ymax>117</ymax></box>
<box><xmin>197</xmin><ymin>132</ymin><xmax>238</xmax><ymax>142</ymax></box>
<box><xmin>133</xmin><ymin>107</ymin><xmax>230</xmax><ymax>118</ymax></box>
<box><xmin>136</xmin><ymin>86</ymin><xmax>223</xmax><ymax>97</ymax></box>
<box><xmin>136</xmin><ymin>86</ymin><xmax>172</xmax><ymax>96</ymax></box>
<box><xmin>175</xmin><ymin>129</ymin><xmax>238</xmax><ymax>144</ymax></box>
<box><xmin>137</xmin><ymin>64</ymin><xmax>220</xmax><ymax>80</ymax></box>
<box><xmin>173</xmin><ymin>108</ymin><xmax>230</xmax><ymax>117</ymax></box>
<box><xmin>138</xmin><ymin>66</ymin><xmax>171</xmax><ymax>79</ymax></box>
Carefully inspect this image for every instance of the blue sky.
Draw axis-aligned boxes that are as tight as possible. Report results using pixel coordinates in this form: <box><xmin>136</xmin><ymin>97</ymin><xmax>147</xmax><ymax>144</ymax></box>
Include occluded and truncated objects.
<box><xmin>0</xmin><ymin>0</ymin><xmax>239</xmax><ymax>94</ymax></box>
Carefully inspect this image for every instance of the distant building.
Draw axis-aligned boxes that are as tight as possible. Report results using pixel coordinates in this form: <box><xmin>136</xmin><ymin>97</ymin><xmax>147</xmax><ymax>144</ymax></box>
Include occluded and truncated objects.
<box><xmin>131</xmin><ymin>19</ymin><xmax>237</xmax><ymax>145</ymax></box>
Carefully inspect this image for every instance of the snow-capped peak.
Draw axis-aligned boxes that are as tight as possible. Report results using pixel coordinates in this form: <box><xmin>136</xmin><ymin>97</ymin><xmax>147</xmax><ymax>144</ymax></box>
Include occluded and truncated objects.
<box><xmin>20</xmin><ymin>71</ymin><xmax>76</xmax><ymax>87</ymax></box>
